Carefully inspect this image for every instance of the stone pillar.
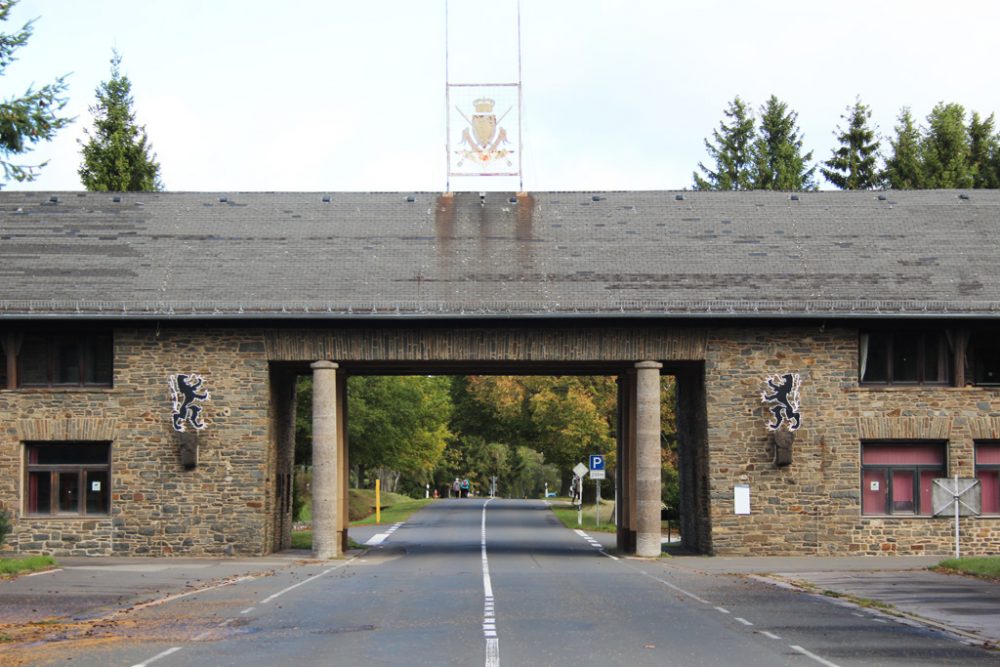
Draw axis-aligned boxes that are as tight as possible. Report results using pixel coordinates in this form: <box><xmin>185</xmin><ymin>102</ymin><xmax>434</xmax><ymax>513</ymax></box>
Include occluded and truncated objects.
<box><xmin>311</xmin><ymin>361</ymin><xmax>340</xmax><ymax>559</ymax></box>
<box><xmin>635</xmin><ymin>361</ymin><xmax>663</xmax><ymax>558</ymax></box>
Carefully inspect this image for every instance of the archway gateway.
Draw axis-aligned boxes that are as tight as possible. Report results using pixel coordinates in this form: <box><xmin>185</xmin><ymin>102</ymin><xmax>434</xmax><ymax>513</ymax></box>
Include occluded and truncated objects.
<box><xmin>266</xmin><ymin>324</ymin><xmax>711</xmax><ymax>558</ymax></box>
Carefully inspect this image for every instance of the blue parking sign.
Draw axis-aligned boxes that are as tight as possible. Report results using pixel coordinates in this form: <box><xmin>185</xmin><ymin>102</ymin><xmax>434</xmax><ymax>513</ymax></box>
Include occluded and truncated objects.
<box><xmin>589</xmin><ymin>455</ymin><xmax>604</xmax><ymax>471</ymax></box>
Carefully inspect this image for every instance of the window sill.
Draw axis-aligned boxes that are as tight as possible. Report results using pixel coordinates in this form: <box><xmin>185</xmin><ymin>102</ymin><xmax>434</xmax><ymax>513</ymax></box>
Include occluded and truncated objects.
<box><xmin>2</xmin><ymin>386</ymin><xmax>114</xmax><ymax>394</ymax></box>
<box><xmin>854</xmin><ymin>384</ymin><xmax>959</xmax><ymax>392</ymax></box>
<box><xmin>21</xmin><ymin>514</ymin><xmax>111</xmax><ymax>520</ymax></box>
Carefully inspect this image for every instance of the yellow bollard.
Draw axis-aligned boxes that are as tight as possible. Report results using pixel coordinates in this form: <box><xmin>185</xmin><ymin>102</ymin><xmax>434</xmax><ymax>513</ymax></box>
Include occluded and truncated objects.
<box><xmin>375</xmin><ymin>479</ymin><xmax>381</xmax><ymax>525</ymax></box>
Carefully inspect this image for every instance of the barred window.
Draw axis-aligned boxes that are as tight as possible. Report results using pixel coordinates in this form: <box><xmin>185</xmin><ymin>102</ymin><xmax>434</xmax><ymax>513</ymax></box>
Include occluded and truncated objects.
<box><xmin>26</xmin><ymin>443</ymin><xmax>111</xmax><ymax>516</ymax></box>
<box><xmin>17</xmin><ymin>333</ymin><xmax>112</xmax><ymax>387</ymax></box>
<box><xmin>970</xmin><ymin>333</ymin><xmax>1000</xmax><ymax>386</ymax></box>
<box><xmin>861</xmin><ymin>443</ymin><xmax>945</xmax><ymax>516</ymax></box>
<box><xmin>976</xmin><ymin>443</ymin><xmax>1000</xmax><ymax>515</ymax></box>
<box><xmin>860</xmin><ymin>332</ymin><xmax>951</xmax><ymax>385</ymax></box>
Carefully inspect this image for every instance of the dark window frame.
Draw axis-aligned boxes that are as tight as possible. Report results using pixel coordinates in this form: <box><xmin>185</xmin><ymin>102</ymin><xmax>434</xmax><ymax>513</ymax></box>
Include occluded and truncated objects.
<box><xmin>860</xmin><ymin>441</ymin><xmax>946</xmax><ymax>516</ymax></box>
<box><xmin>859</xmin><ymin>331</ymin><xmax>952</xmax><ymax>386</ymax></box>
<box><xmin>24</xmin><ymin>442</ymin><xmax>112</xmax><ymax>517</ymax></box>
<box><xmin>969</xmin><ymin>332</ymin><xmax>1000</xmax><ymax>386</ymax></box>
<box><xmin>10</xmin><ymin>332</ymin><xmax>113</xmax><ymax>389</ymax></box>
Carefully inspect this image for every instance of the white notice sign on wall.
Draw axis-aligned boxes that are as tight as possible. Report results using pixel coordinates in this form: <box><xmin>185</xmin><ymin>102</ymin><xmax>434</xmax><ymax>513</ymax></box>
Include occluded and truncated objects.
<box><xmin>734</xmin><ymin>484</ymin><xmax>751</xmax><ymax>515</ymax></box>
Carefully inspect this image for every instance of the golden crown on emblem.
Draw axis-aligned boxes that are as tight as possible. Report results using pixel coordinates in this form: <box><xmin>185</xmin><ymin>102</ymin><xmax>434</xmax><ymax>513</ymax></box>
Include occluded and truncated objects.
<box><xmin>473</xmin><ymin>98</ymin><xmax>495</xmax><ymax>113</ymax></box>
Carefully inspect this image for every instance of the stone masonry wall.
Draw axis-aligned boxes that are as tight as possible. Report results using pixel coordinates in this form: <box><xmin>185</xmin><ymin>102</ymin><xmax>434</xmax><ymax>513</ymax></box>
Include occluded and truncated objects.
<box><xmin>705</xmin><ymin>326</ymin><xmax>1000</xmax><ymax>556</ymax></box>
<box><xmin>4</xmin><ymin>322</ymin><xmax>998</xmax><ymax>558</ymax></box>
<box><xmin>0</xmin><ymin>328</ymin><xmax>274</xmax><ymax>557</ymax></box>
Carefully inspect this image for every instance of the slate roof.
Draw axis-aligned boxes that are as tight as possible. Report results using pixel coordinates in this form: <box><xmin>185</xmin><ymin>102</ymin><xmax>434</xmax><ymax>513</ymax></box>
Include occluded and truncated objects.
<box><xmin>0</xmin><ymin>189</ymin><xmax>998</xmax><ymax>320</ymax></box>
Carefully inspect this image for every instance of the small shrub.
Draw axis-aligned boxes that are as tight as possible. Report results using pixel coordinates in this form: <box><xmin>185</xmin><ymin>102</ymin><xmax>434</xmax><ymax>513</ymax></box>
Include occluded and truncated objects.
<box><xmin>0</xmin><ymin>507</ymin><xmax>11</xmax><ymax>546</ymax></box>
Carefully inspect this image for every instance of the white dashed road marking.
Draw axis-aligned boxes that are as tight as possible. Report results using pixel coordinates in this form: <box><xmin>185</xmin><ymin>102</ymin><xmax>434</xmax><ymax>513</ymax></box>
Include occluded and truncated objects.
<box><xmin>130</xmin><ymin>646</ymin><xmax>182</xmax><ymax>667</ymax></box>
<box><xmin>481</xmin><ymin>499</ymin><xmax>500</xmax><ymax>667</ymax></box>
<box><xmin>364</xmin><ymin>521</ymin><xmax>404</xmax><ymax>546</ymax></box>
<box><xmin>791</xmin><ymin>644</ymin><xmax>843</xmax><ymax>667</ymax></box>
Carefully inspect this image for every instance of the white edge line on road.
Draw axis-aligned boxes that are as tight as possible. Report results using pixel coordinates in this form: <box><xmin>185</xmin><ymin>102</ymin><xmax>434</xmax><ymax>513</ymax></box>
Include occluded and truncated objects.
<box><xmin>790</xmin><ymin>644</ymin><xmax>842</xmax><ymax>667</ymax></box>
<box><xmin>573</xmin><ymin>528</ymin><xmax>618</xmax><ymax>560</ymax></box>
<box><xmin>130</xmin><ymin>645</ymin><xmax>182</xmax><ymax>667</ymax></box>
<box><xmin>260</xmin><ymin>552</ymin><xmax>361</xmax><ymax>605</ymax></box>
<box><xmin>25</xmin><ymin>568</ymin><xmax>62</xmax><ymax>577</ymax></box>
<box><xmin>638</xmin><ymin>571</ymin><xmax>711</xmax><ymax>605</ymax></box>
<box><xmin>128</xmin><ymin>574</ymin><xmax>258</xmax><ymax>614</ymax></box>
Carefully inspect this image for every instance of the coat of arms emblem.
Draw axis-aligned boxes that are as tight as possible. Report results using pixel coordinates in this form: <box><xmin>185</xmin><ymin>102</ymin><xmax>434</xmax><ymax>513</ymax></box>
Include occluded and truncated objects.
<box><xmin>455</xmin><ymin>97</ymin><xmax>514</xmax><ymax>168</ymax></box>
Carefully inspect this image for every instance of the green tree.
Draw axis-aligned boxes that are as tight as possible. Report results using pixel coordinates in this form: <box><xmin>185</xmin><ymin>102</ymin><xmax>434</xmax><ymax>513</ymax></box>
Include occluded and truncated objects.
<box><xmin>0</xmin><ymin>0</ymin><xmax>71</xmax><ymax>183</ymax></box>
<box><xmin>507</xmin><ymin>446</ymin><xmax>559</xmax><ymax>498</ymax></box>
<box><xmin>693</xmin><ymin>96</ymin><xmax>756</xmax><ymax>190</ymax></box>
<box><xmin>821</xmin><ymin>98</ymin><xmax>882</xmax><ymax>190</ymax></box>
<box><xmin>78</xmin><ymin>50</ymin><xmax>162</xmax><ymax>191</ymax></box>
<box><xmin>347</xmin><ymin>375</ymin><xmax>453</xmax><ymax>495</ymax></box>
<box><xmin>968</xmin><ymin>111</ymin><xmax>1000</xmax><ymax>189</ymax></box>
<box><xmin>294</xmin><ymin>376</ymin><xmax>313</xmax><ymax>466</ymax></box>
<box><xmin>751</xmin><ymin>95</ymin><xmax>816</xmax><ymax>190</ymax></box>
<box><xmin>884</xmin><ymin>107</ymin><xmax>923</xmax><ymax>189</ymax></box>
<box><xmin>920</xmin><ymin>102</ymin><xmax>973</xmax><ymax>189</ymax></box>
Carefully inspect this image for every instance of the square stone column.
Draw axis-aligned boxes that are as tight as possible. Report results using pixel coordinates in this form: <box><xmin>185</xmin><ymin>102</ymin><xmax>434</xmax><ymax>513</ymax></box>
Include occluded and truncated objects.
<box><xmin>311</xmin><ymin>361</ymin><xmax>340</xmax><ymax>558</ymax></box>
<box><xmin>635</xmin><ymin>361</ymin><xmax>663</xmax><ymax>558</ymax></box>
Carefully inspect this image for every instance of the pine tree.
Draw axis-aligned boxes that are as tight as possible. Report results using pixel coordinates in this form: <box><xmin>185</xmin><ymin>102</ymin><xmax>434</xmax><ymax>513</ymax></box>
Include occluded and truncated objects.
<box><xmin>968</xmin><ymin>111</ymin><xmax>1000</xmax><ymax>189</ymax></box>
<box><xmin>821</xmin><ymin>98</ymin><xmax>882</xmax><ymax>190</ymax></box>
<box><xmin>920</xmin><ymin>102</ymin><xmax>973</xmax><ymax>189</ymax></box>
<box><xmin>693</xmin><ymin>97</ymin><xmax>756</xmax><ymax>190</ymax></box>
<box><xmin>79</xmin><ymin>51</ymin><xmax>162</xmax><ymax>191</ymax></box>
<box><xmin>751</xmin><ymin>95</ymin><xmax>816</xmax><ymax>190</ymax></box>
<box><xmin>884</xmin><ymin>107</ymin><xmax>923</xmax><ymax>189</ymax></box>
<box><xmin>0</xmin><ymin>0</ymin><xmax>71</xmax><ymax>183</ymax></box>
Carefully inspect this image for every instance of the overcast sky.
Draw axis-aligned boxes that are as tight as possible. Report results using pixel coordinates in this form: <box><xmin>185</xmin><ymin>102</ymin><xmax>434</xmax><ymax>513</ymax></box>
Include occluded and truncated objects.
<box><xmin>5</xmin><ymin>0</ymin><xmax>1000</xmax><ymax>193</ymax></box>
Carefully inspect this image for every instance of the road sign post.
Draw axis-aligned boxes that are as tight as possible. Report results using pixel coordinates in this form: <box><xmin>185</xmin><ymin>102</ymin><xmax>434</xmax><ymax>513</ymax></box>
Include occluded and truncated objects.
<box><xmin>589</xmin><ymin>455</ymin><xmax>606</xmax><ymax>527</ymax></box>
<box><xmin>932</xmin><ymin>475</ymin><xmax>982</xmax><ymax>558</ymax></box>
<box><xmin>572</xmin><ymin>462</ymin><xmax>588</xmax><ymax>525</ymax></box>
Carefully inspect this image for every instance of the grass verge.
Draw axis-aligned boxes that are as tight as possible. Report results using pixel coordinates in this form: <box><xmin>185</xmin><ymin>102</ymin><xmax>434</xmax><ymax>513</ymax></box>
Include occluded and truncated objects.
<box><xmin>290</xmin><ymin>532</ymin><xmax>367</xmax><ymax>551</ymax></box>
<box><xmin>0</xmin><ymin>555</ymin><xmax>57</xmax><ymax>577</ymax></box>
<box><xmin>291</xmin><ymin>491</ymin><xmax>433</xmax><ymax>551</ymax></box>
<box><xmin>935</xmin><ymin>556</ymin><xmax>1000</xmax><ymax>581</ymax></box>
<box><xmin>297</xmin><ymin>488</ymin><xmax>424</xmax><ymax>524</ymax></box>
<box><xmin>350</xmin><ymin>498</ymin><xmax>433</xmax><ymax>526</ymax></box>
<box><xmin>549</xmin><ymin>499</ymin><xmax>618</xmax><ymax>533</ymax></box>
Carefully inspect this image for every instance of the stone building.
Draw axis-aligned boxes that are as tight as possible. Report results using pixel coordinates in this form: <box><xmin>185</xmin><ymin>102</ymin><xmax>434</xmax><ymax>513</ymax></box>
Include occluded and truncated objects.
<box><xmin>0</xmin><ymin>190</ymin><xmax>998</xmax><ymax>558</ymax></box>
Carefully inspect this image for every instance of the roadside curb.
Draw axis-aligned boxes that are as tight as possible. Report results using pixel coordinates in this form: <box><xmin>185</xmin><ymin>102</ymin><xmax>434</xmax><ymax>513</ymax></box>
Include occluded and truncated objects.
<box><xmin>749</xmin><ymin>574</ymin><xmax>998</xmax><ymax>651</ymax></box>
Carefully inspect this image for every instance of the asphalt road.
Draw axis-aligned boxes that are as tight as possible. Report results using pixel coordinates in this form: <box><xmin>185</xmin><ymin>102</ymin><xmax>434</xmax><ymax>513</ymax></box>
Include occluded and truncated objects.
<box><xmin>5</xmin><ymin>498</ymin><xmax>997</xmax><ymax>666</ymax></box>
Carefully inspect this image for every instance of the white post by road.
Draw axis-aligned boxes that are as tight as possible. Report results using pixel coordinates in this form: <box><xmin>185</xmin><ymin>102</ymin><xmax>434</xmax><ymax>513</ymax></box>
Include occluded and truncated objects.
<box><xmin>954</xmin><ymin>474</ymin><xmax>960</xmax><ymax>559</ymax></box>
